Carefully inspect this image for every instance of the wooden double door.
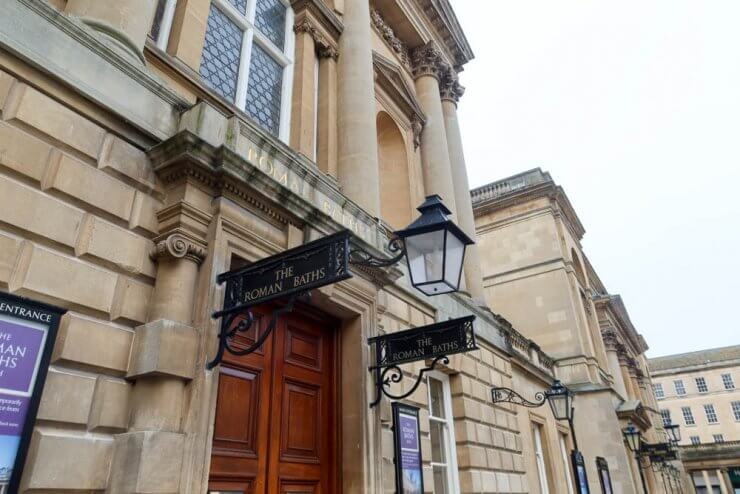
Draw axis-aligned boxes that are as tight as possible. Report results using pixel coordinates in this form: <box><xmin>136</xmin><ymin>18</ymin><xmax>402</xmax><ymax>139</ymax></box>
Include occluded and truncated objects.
<box><xmin>209</xmin><ymin>304</ymin><xmax>338</xmax><ymax>494</ymax></box>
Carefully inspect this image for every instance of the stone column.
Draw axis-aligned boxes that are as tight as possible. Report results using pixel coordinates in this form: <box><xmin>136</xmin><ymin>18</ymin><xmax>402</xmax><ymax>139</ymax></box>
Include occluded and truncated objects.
<box><xmin>108</xmin><ymin>229</ymin><xmax>205</xmax><ymax>493</ymax></box>
<box><xmin>317</xmin><ymin>44</ymin><xmax>339</xmax><ymax>178</ymax></box>
<box><xmin>602</xmin><ymin>330</ymin><xmax>629</xmax><ymax>398</ymax></box>
<box><xmin>440</xmin><ymin>69</ymin><xmax>485</xmax><ymax>300</ymax></box>
<box><xmin>65</xmin><ymin>0</ymin><xmax>158</xmax><ymax>60</ymax></box>
<box><xmin>411</xmin><ymin>42</ymin><xmax>458</xmax><ymax>219</ymax></box>
<box><xmin>290</xmin><ymin>19</ymin><xmax>318</xmax><ymax>158</ymax></box>
<box><xmin>703</xmin><ymin>470</ymin><xmax>716</xmax><ymax>494</ymax></box>
<box><xmin>717</xmin><ymin>470</ymin><xmax>730</xmax><ymax>494</ymax></box>
<box><xmin>336</xmin><ymin>0</ymin><xmax>381</xmax><ymax>216</ymax></box>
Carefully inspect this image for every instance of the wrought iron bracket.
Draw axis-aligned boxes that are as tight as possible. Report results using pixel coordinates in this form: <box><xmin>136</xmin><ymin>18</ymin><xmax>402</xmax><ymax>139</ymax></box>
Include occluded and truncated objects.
<box><xmin>348</xmin><ymin>236</ymin><xmax>405</xmax><ymax>268</ymax></box>
<box><xmin>369</xmin><ymin>355</ymin><xmax>449</xmax><ymax>408</ymax></box>
<box><xmin>207</xmin><ymin>291</ymin><xmax>311</xmax><ymax>369</ymax></box>
<box><xmin>491</xmin><ymin>386</ymin><xmax>548</xmax><ymax>408</ymax></box>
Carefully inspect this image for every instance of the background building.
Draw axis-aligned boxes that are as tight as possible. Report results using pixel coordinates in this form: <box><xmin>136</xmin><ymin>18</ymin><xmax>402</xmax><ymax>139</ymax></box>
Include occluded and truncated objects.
<box><xmin>472</xmin><ymin>168</ymin><xmax>681</xmax><ymax>493</ymax></box>
<box><xmin>649</xmin><ymin>345</ymin><xmax>740</xmax><ymax>492</ymax></box>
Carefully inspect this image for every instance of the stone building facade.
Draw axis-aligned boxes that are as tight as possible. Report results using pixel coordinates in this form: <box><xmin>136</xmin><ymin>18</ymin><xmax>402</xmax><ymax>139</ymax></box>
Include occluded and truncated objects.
<box><xmin>472</xmin><ymin>169</ymin><xmax>687</xmax><ymax>494</ymax></box>
<box><xmin>0</xmin><ymin>1</ymin><xmax>579</xmax><ymax>493</ymax></box>
<box><xmin>649</xmin><ymin>346</ymin><xmax>740</xmax><ymax>492</ymax></box>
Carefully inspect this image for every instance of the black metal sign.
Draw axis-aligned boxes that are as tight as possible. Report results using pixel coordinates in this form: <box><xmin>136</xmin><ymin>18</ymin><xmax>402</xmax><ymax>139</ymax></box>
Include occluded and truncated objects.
<box><xmin>641</xmin><ymin>442</ymin><xmax>672</xmax><ymax>457</ymax></box>
<box><xmin>370</xmin><ymin>315</ymin><xmax>477</xmax><ymax>368</ymax></box>
<box><xmin>650</xmin><ymin>450</ymin><xmax>677</xmax><ymax>462</ymax></box>
<box><xmin>0</xmin><ymin>292</ymin><xmax>66</xmax><ymax>493</ymax></box>
<box><xmin>392</xmin><ymin>402</ymin><xmax>424</xmax><ymax>494</ymax></box>
<box><xmin>217</xmin><ymin>229</ymin><xmax>351</xmax><ymax>315</ymax></box>
<box><xmin>208</xmin><ymin>230</ymin><xmax>351</xmax><ymax>369</ymax></box>
<box><xmin>368</xmin><ymin>316</ymin><xmax>477</xmax><ymax>407</ymax></box>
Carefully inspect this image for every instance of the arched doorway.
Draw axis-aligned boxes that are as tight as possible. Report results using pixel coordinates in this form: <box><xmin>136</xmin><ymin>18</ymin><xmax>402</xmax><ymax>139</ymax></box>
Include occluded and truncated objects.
<box><xmin>376</xmin><ymin>112</ymin><xmax>412</xmax><ymax>229</ymax></box>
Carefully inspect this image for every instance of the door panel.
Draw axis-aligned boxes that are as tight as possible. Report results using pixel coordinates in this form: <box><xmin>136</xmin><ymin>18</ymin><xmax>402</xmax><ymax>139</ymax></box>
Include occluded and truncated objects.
<box><xmin>209</xmin><ymin>305</ymin><xmax>336</xmax><ymax>494</ymax></box>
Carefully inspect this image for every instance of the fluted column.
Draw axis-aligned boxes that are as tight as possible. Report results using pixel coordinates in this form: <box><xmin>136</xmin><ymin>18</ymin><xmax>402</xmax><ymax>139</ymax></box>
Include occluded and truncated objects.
<box><xmin>440</xmin><ymin>70</ymin><xmax>484</xmax><ymax>299</ymax></box>
<box><xmin>411</xmin><ymin>42</ymin><xmax>458</xmax><ymax>219</ymax></box>
<box><xmin>337</xmin><ymin>0</ymin><xmax>381</xmax><ymax>216</ymax></box>
<box><xmin>65</xmin><ymin>0</ymin><xmax>158</xmax><ymax>60</ymax></box>
<box><xmin>290</xmin><ymin>19</ymin><xmax>318</xmax><ymax>158</ymax></box>
<box><xmin>317</xmin><ymin>44</ymin><xmax>339</xmax><ymax>178</ymax></box>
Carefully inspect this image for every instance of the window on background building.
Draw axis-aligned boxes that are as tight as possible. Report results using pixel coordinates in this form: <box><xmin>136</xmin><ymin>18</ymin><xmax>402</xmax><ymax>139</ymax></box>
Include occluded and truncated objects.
<box><xmin>149</xmin><ymin>0</ymin><xmax>177</xmax><ymax>49</ymax></box>
<box><xmin>732</xmin><ymin>401</ymin><xmax>740</xmax><ymax>421</ymax></box>
<box><xmin>427</xmin><ymin>373</ymin><xmax>460</xmax><ymax>494</ymax></box>
<box><xmin>713</xmin><ymin>434</ymin><xmax>724</xmax><ymax>443</ymax></box>
<box><xmin>681</xmin><ymin>406</ymin><xmax>695</xmax><ymax>426</ymax></box>
<box><xmin>199</xmin><ymin>0</ymin><xmax>294</xmax><ymax>139</ymax></box>
<box><xmin>558</xmin><ymin>433</ymin><xmax>575</xmax><ymax>494</ymax></box>
<box><xmin>690</xmin><ymin>436</ymin><xmax>701</xmax><ymax>445</ymax></box>
<box><xmin>674</xmin><ymin>380</ymin><xmax>686</xmax><ymax>396</ymax></box>
<box><xmin>654</xmin><ymin>383</ymin><xmax>665</xmax><ymax>399</ymax></box>
<box><xmin>703</xmin><ymin>404</ymin><xmax>719</xmax><ymax>424</ymax></box>
<box><xmin>722</xmin><ymin>373</ymin><xmax>735</xmax><ymax>390</ymax></box>
<box><xmin>695</xmin><ymin>377</ymin><xmax>708</xmax><ymax>393</ymax></box>
<box><xmin>660</xmin><ymin>409</ymin><xmax>672</xmax><ymax>427</ymax></box>
<box><xmin>532</xmin><ymin>423</ymin><xmax>551</xmax><ymax>494</ymax></box>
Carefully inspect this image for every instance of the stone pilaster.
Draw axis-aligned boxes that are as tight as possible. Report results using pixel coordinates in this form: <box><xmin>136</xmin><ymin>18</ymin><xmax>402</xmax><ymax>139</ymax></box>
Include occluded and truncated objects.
<box><xmin>108</xmin><ymin>202</ymin><xmax>208</xmax><ymax>493</ymax></box>
<box><xmin>411</xmin><ymin>42</ymin><xmax>458</xmax><ymax>220</ymax></box>
<box><xmin>440</xmin><ymin>67</ymin><xmax>484</xmax><ymax>300</ymax></box>
<box><xmin>65</xmin><ymin>0</ymin><xmax>158</xmax><ymax>61</ymax></box>
<box><xmin>602</xmin><ymin>328</ymin><xmax>629</xmax><ymax>398</ymax></box>
<box><xmin>290</xmin><ymin>19</ymin><xmax>318</xmax><ymax>158</ymax></box>
<box><xmin>317</xmin><ymin>42</ymin><xmax>339</xmax><ymax>178</ymax></box>
<box><xmin>337</xmin><ymin>0</ymin><xmax>381</xmax><ymax>216</ymax></box>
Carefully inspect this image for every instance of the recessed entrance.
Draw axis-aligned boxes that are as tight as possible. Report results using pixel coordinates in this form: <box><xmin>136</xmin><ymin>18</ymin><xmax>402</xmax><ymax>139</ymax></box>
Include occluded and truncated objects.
<box><xmin>208</xmin><ymin>303</ymin><xmax>338</xmax><ymax>494</ymax></box>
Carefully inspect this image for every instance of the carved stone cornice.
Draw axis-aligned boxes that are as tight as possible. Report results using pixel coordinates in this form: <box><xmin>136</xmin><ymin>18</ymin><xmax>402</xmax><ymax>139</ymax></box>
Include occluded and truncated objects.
<box><xmin>410</xmin><ymin>41</ymin><xmax>448</xmax><ymax>80</ymax></box>
<box><xmin>294</xmin><ymin>17</ymin><xmax>338</xmax><ymax>60</ymax></box>
<box><xmin>439</xmin><ymin>66</ymin><xmax>465</xmax><ymax>103</ymax></box>
<box><xmin>317</xmin><ymin>43</ymin><xmax>338</xmax><ymax>60</ymax></box>
<box><xmin>151</xmin><ymin>233</ymin><xmax>207</xmax><ymax>264</ymax></box>
<box><xmin>370</xmin><ymin>9</ymin><xmax>411</xmax><ymax>70</ymax></box>
<box><xmin>601</xmin><ymin>328</ymin><xmax>620</xmax><ymax>352</ymax></box>
<box><xmin>290</xmin><ymin>0</ymin><xmax>342</xmax><ymax>40</ymax></box>
<box><xmin>414</xmin><ymin>0</ymin><xmax>474</xmax><ymax>69</ymax></box>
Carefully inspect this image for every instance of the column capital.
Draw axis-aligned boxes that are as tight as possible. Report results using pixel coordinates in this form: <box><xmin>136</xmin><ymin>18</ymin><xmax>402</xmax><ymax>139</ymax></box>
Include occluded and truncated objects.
<box><xmin>411</xmin><ymin>42</ymin><xmax>448</xmax><ymax>80</ymax></box>
<box><xmin>294</xmin><ymin>17</ymin><xmax>339</xmax><ymax>60</ymax></box>
<box><xmin>151</xmin><ymin>233</ymin><xmax>207</xmax><ymax>264</ymax></box>
<box><xmin>601</xmin><ymin>328</ymin><xmax>620</xmax><ymax>351</ymax></box>
<box><xmin>440</xmin><ymin>67</ymin><xmax>466</xmax><ymax>104</ymax></box>
<box><xmin>317</xmin><ymin>42</ymin><xmax>339</xmax><ymax>60</ymax></box>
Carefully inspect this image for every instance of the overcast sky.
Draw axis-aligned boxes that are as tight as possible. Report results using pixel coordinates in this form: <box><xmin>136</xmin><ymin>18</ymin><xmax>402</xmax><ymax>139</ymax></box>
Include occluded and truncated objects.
<box><xmin>453</xmin><ymin>0</ymin><xmax>740</xmax><ymax>358</ymax></box>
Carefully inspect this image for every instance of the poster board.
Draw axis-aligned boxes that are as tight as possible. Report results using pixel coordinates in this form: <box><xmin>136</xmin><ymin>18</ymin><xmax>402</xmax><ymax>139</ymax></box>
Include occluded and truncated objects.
<box><xmin>572</xmin><ymin>450</ymin><xmax>591</xmax><ymax>494</ymax></box>
<box><xmin>596</xmin><ymin>457</ymin><xmax>614</xmax><ymax>494</ymax></box>
<box><xmin>0</xmin><ymin>292</ymin><xmax>65</xmax><ymax>492</ymax></box>
<box><xmin>392</xmin><ymin>402</ymin><xmax>424</xmax><ymax>494</ymax></box>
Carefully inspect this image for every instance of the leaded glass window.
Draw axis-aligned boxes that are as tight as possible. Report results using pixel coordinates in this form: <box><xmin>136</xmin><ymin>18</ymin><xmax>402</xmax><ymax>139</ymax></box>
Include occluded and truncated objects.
<box><xmin>200</xmin><ymin>6</ymin><xmax>244</xmax><ymax>101</ymax></box>
<box><xmin>199</xmin><ymin>0</ymin><xmax>293</xmax><ymax>139</ymax></box>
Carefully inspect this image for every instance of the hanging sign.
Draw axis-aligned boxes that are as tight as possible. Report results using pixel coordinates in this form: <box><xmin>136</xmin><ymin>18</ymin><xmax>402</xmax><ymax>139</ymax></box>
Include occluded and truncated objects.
<box><xmin>370</xmin><ymin>315</ymin><xmax>477</xmax><ymax>368</ymax></box>
<box><xmin>0</xmin><ymin>292</ymin><xmax>65</xmax><ymax>492</ymax></box>
<box><xmin>596</xmin><ymin>457</ymin><xmax>614</xmax><ymax>494</ymax></box>
<box><xmin>216</xmin><ymin>230</ymin><xmax>351</xmax><ymax>315</ymax></box>
<box><xmin>392</xmin><ymin>402</ymin><xmax>423</xmax><ymax>494</ymax></box>
<box><xmin>572</xmin><ymin>450</ymin><xmax>591</xmax><ymax>494</ymax></box>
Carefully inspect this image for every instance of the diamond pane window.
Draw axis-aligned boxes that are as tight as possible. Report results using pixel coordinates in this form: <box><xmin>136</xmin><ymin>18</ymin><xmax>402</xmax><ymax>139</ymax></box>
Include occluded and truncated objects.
<box><xmin>227</xmin><ymin>0</ymin><xmax>248</xmax><ymax>14</ymax></box>
<box><xmin>245</xmin><ymin>44</ymin><xmax>284</xmax><ymax>134</ymax></box>
<box><xmin>255</xmin><ymin>0</ymin><xmax>287</xmax><ymax>49</ymax></box>
<box><xmin>200</xmin><ymin>5</ymin><xmax>244</xmax><ymax>101</ymax></box>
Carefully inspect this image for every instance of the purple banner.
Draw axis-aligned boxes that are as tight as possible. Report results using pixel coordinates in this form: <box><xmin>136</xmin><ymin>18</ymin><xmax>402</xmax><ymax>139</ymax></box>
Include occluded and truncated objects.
<box><xmin>398</xmin><ymin>412</ymin><xmax>422</xmax><ymax>494</ymax></box>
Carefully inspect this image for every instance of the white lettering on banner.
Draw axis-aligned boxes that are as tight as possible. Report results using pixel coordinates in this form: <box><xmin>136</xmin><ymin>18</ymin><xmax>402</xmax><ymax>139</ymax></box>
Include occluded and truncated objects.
<box><xmin>0</xmin><ymin>303</ymin><xmax>52</xmax><ymax>323</ymax></box>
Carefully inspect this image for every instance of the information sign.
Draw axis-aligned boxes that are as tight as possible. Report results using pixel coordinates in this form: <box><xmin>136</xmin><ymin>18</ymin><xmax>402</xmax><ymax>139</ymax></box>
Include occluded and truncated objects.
<box><xmin>0</xmin><ymin>292</ymin><xmax>65</xmax><ymax>492</ymax></box>
<box><xmin>392</xmin><ymin>402</ymin><xmax>423</xmax><ymax>494</ymax></box>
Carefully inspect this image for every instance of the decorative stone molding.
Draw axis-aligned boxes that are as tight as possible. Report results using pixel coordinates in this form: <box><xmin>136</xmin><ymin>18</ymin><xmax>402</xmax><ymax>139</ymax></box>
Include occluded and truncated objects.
<box><xmin>439</xmin><ymin>66</ymin><xmax>465</xmax><ymax>103</ymax></box>
<box><xmin>294</xmin><ymin>17</ymin><xmax>338</xmax><ymax>60</ymax></box>
<box><xmin>370</xmin><ymin>9</ymin><xmax>411</xmax><ymax>70</ymax></box>
<box><xmin>410</xmin><ymin>41</ymin><xmax>448</xmax><ymax>80</ymax></box>
<box><xmin>317</xmin><ymin>43</ymin><xmax>338</xmax><ymax>60</ymax></box>
<box><xmin>151</xmin><ymin>233</ymin><xmax>207</xmax><ymax>264</ymax></box>
<box><xmin>601</xmin><ymin>328</ymin><xmax>620</xmax><ymax>351</ymax></box>
<box><xmin>412</xmin><ymin>116</ymin><xmax>423</xmax><ymax>150</ymax></box>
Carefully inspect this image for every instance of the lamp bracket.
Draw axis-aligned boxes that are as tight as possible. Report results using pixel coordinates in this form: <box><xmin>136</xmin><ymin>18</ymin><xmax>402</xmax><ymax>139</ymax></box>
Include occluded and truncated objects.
<box><xmin>348</xmin><ymin>236</ymin><xmax>405</xmax><ymax>268</ymax></box>
<box><xmin>491</xmin><ymin>386</ymin><xmax>548</xmax><ymax>408</ymax></box>
<box><xmin>369</xmin><ymin>355</ymin><xmax>449</xmax><ymax>408</ymax></box>
<box><xmin>207</xmin><ymin>291</ymin><xmax>310</xmax><ymax>369</ymax></box>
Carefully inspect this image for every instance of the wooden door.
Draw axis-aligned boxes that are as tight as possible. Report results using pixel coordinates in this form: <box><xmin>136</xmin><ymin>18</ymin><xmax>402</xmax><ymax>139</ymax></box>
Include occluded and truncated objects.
<box><xmin>209</xmin><ymin>305</ymin><xmax>337</xmax><ymax>494</ymax></box>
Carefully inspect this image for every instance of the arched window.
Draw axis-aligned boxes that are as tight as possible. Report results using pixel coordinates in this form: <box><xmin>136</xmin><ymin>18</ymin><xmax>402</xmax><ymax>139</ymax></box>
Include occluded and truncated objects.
<box><xmin>376</xmin><ymin>112</ymin><xmax>412</xmax><ymax>229</ymax></box>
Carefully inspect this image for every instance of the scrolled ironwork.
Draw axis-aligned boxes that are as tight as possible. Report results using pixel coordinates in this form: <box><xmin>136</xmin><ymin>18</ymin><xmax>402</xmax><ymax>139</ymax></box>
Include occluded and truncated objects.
<box><xmin>348</xmin><ymin>236</ymin><xmax>405</xmax><ymax>268</ymax></box>
<box><xmin>491</xmin><ymin>386</ymin><xmax>548</xmax><ymax>408</ymax></box>
<box><xmin>369</xmin><ymin>355</ymin><xmax>449</xmax><ymax>408</ymax></box>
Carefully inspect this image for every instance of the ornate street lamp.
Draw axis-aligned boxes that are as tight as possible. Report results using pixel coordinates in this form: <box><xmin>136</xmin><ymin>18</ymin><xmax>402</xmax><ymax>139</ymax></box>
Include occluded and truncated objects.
<box><xmin>545</xmin><ymin>379</ymin><xmax>574</xmax><ymax>423</ymax></box>
<box><xmin>665</xmin><ymin>423</ymin><xmax>681</xmax><ymax>444</ymax></box>
<box><xmin>357</xmin><ymin>194</ymin><xmax>474</xmax><ymax>296</ymax></box>
<box><xmin>623</xmin><ymin>422</ymin><xmax>649</xmax><ymax>494</ymax></box>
